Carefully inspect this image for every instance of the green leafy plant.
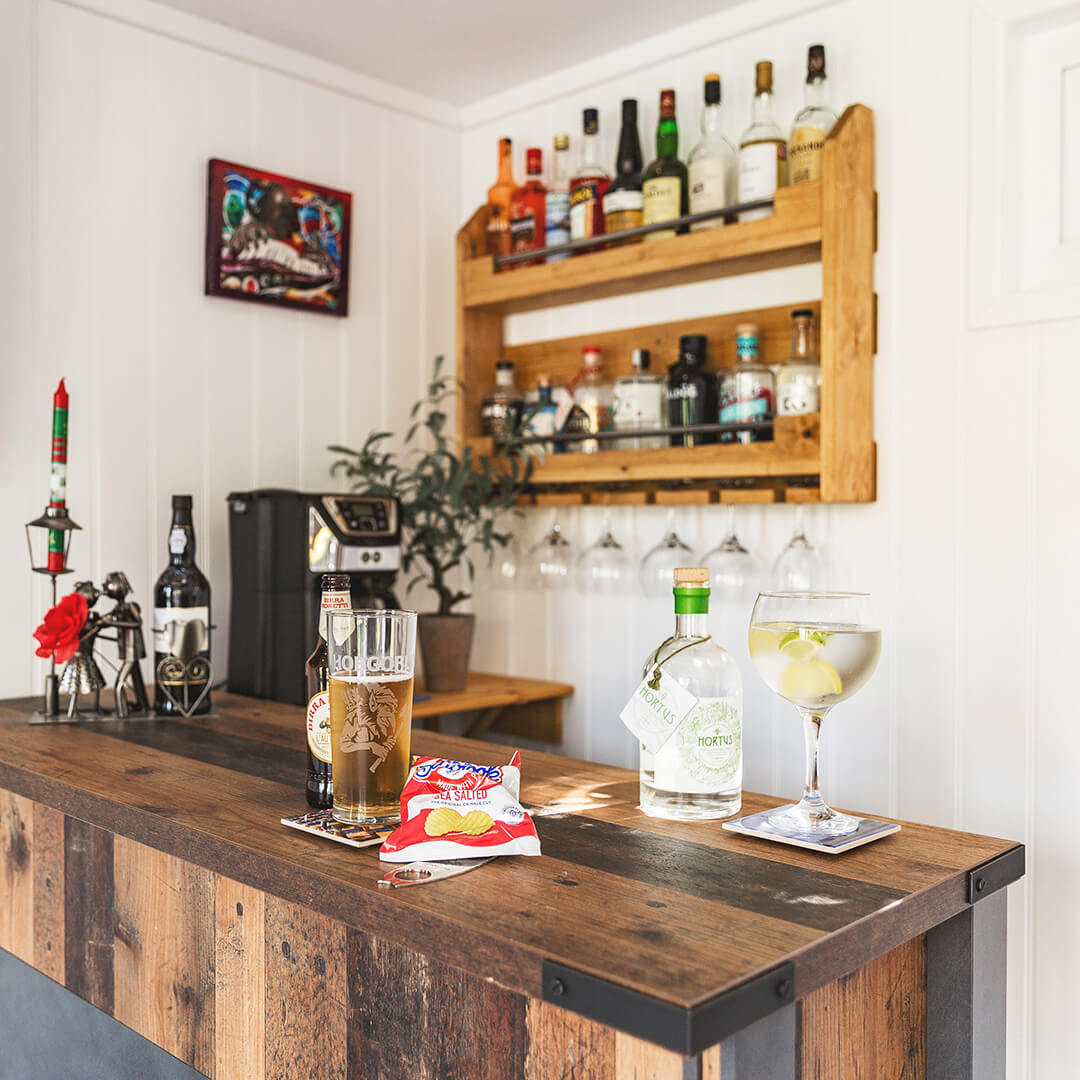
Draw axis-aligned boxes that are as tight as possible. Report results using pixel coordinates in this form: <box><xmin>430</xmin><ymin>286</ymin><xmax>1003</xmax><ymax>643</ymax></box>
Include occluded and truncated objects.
<box><xmin>329</xmin><ymin>357</ymin><xmax>531</xmax><ymax>616</ymax></box>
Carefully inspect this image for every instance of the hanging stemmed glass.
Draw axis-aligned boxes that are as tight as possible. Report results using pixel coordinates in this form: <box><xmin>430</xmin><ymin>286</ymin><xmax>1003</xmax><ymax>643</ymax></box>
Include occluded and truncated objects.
<box><xmin>576</xmin><ymin>512</ymin><xmax>632</xmax><ymax>595</ymax></box>
<box><xmin>522</xmin><ymin>516</ymin><xmax>574</xmax><ymax>591</ymax></box>
<box><xmin>748</xmin><ymin>591</ymin><xmax>881</xmax><ymax>837</ymax></box>
<box><xmin>772</xmin><ymin>505</ymin><xmax>823</xmax><ymax>591</ymax></box>
<box><xmin>701</xmin><ymin>506</ymin><xmax>761</xmax><ymax>607</ymax></box>
<box><xmin>639</xmin><ymin>509</ymin><xmax>694</xmax><ymax>597</ymax></box>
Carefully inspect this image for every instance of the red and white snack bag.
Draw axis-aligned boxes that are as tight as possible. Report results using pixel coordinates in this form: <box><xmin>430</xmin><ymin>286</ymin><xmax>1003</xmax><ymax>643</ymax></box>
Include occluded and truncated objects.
<box><xmin>379</xmin><ymin>752</ymin><xmax>541</xmax><ymax>862</ymax></box>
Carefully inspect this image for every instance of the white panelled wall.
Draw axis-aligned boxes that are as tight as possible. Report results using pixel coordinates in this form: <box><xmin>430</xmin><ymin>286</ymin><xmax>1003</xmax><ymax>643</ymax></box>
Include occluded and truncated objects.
<box><xmin>1</xmin><ymin>0</ymin><xmax>1078</xmax><ymax>1076</ymax></box>
<box><xmin>0</xmin><ymin>0</ymin><xmax>460</xmax><ymax>697</ymax></box>
<box><xmin>460</xmin><ymin>1</ymin><xmax>1079</xmax><ymax>1077</ymax></box>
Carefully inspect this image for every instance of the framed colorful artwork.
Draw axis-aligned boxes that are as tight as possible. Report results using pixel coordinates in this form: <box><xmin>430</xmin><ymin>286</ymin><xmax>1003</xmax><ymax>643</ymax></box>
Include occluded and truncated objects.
<box><xmin>204</xmin><ymin>159</ymin><xmax>351</xmax><ymax>316</ymax></box>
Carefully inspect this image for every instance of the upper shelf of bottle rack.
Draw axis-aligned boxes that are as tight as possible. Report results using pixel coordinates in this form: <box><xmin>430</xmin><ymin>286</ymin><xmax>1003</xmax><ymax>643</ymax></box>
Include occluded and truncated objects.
<box><xmin>458</xmin><ymin>181</ymin><xmax>822</xmax><ymax>315</ymax></box>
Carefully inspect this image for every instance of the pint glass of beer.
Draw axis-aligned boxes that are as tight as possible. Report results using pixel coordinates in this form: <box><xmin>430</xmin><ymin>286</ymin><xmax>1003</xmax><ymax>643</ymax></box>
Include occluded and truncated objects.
<box><xmin>326</xmin><ymin>609</ymin><xmax>417</xmax><ymax>825</ymax></box>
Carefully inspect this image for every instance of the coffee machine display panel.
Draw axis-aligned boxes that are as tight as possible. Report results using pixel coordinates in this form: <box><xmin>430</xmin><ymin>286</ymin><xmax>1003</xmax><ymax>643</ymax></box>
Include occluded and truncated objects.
<box><xmin>308</xmin><ymin>496</ymin><xmax>400</xmax><ymax>573</ymax></box>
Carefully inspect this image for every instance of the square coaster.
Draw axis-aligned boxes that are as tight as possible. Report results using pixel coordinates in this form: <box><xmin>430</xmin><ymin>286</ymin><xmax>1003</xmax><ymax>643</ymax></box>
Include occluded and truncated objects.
<box><xmin>281</xmin><ymin>809</ymin><xmax>396</xmax><ymax>849</ymax></box>
<box><xmin>723</xmin><ymin>805</ymin><xmax>900</xmax><ymax>854</ymax></box>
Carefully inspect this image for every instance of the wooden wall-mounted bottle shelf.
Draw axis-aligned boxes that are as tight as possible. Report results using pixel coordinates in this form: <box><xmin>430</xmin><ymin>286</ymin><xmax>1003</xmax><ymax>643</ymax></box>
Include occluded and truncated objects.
<box><xmin>455</xmin><ymin>104</ymin><xmax>877</xmax><ymax>503</ymax></box>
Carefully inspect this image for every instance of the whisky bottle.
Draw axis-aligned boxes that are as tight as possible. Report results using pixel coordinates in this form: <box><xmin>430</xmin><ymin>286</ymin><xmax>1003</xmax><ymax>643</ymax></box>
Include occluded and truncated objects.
<box><xmin>153</xmin><ymin>495</ymin><xmax>211</xmax><ymax>716</ymax></box>
<box><xmin>545</xmin><ymin>134</ymin><xmax>571</xmax><ymax>260</ymax></box>
<box><xmin>688</xmin><ymin>74</ymin><xmax>736</xmax><ymax>230</ymax></box>
<box><xmin>603</xmin><ymin>99</ymin><xmax>644</xmax><ymax>240</ymax></box>
<box><xmin>569</xmin><ymin>109</ymin><xmax>610</xmax><ymax>247</ymax></box>
<box><xmin>789</xmin><ymin>45</ymin><xmax>837</xmax><ymax>185</ymax></box>
<box><xmin>639</xmin><ymin>568</ymin><xmax>742</xmax><ymax>820</ymax></box>
<box><xmin>305</xmin><ymin>573</ymin><xmax>352</xmax><ymax>809</ymax></box>
<box><xmin>642</xmin><ymin>89</ymin><xmax>688</xmax><ymax>240</ymax></box>
<box><xmin>737</xmin><ymin>61</ymin><xmax>787</xmax><ymax>223</ymax></box>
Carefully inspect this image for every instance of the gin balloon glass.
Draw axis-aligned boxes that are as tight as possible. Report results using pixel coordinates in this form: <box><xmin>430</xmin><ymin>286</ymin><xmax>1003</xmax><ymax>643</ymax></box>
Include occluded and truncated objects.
<box><xmin>748</xmin><ymin>591</ymin><xmax>881</xmax><ymax>836</ymax></box>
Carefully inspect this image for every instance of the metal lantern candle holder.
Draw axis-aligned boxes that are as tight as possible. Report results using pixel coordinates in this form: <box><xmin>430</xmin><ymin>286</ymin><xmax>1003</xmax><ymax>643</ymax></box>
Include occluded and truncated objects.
<box><xmin>26</xmin><ymin>506</ymin><xmax>81</xmax><ymax>717</ymax></box>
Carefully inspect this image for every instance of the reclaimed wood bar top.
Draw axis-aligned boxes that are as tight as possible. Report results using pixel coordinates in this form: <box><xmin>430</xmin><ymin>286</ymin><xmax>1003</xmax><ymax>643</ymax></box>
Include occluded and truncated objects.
<box><xmin>0</xmin><ymin>692</ymin><xmax>1021</xmax><ymax>1018</ymax></box>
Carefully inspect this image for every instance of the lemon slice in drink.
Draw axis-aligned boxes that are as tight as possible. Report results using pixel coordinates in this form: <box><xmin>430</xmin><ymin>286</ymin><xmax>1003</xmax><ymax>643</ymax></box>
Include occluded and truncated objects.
<box><xmin>780</xmin><ymin>658</ymin><xmax>843</xmax><ymax>701</ymax></box>
<box><xmin>778</xmin><ymin>632</ymin><xmax>822</xmax><ymax>661</ymax></box>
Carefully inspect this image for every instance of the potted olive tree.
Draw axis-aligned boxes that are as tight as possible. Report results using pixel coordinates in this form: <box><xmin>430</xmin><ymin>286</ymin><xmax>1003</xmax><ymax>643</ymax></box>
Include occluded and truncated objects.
<box><xmin>329</xmin><ymin>357</ymin><xmax>530</xmax><ymax>692</ymax></box>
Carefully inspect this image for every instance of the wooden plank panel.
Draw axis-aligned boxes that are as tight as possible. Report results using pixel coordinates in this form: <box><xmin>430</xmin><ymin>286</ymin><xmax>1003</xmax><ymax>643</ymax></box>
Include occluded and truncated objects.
<box><xmin>721</xmin><ymin>488</ymin><xmax>777</xmax><ymax>504</ymax></box>
<box><xmin>64</xmin><ymin>815</ymin><xmax>114</xmax><ymax>1013</ymax></box>
<box><xmin>266</xmin><ymin>895</ymin><xmax>347</xmax><ymax>1080</ymax></box>
<box><xmin>347</xmin><ymin>927</ymin><xmax>526</xmax><ymax>1079</ymax></box>
<box><xmin>614</xmin><ymin>1031</ymin><xmax>690</xmax><ymax>1079</ymax></box>
<box><xmin>461</xmin><ymin>183</ymin><xmax>822</xmax><ymax>313</ymax></box>
<box><xmin>32</xmin><ymin>800</ymin><xmax>65</xmax><ymax>981</ymax></box>
<box><xmin>783</xmin><ymin>487</ymin><xmax>821</xmax><ymax>503</ymax></box>
<box><xmin>800</xmin><ymin>934</ymin><xmax>926</xmax><ymax>1079</ymax></box>
<box><xmin>112</xmin><ymin>836</ymin><xmax>216</xmax><ymax>1074</ymax></box>
<box><xmin>525</xmin><ymin>998</ymin><xmax>615</xmax><ymax>1079</ymax></box>
<box><xmin>215</xmin><ymin>876</ymin><xmax>266</xmax><ymax>1080</ymax></box>
<box><xmin>505</xmin><ymin>301</ymin><xmax>820</xmax><ymax>393</ymax></box>
<box><xmin>0</xmin><ymin>790</ymin><xmax>33</xmax><ymax>963</ymax></box>
<box><xmin>654</xmin><ymin>488</ymin><xmax>713</xmax><ymax>505</ymax></box>
<box><xmin>820</xmin><ymin>104</ymin><xmax>876</xmax><ymax>502</ymax></box>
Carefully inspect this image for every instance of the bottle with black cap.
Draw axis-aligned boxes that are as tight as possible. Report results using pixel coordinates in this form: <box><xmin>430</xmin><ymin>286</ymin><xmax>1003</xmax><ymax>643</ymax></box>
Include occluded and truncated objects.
<box><xmin>666</xmin><ymin>335</ymin><xmax>716</xmax><ymax>446</ymax></box>
<box><xmin>603</xmin><ymin>99</ymin><xmax>644</xmax><ymax>241</ymax></box>
<box><xmin>688</xmin><ymin>74</ymin><xmax>736</xmax><ymax>230</ymax></box>
<box><xmin>790</xmin><ymin>45</ymin><xmax>837</xmax><ymax>185</ymax></box>
<box><xmin>153</xmin><ymin>495</ymin><xmax>212</xmax><ymax>716</ymax></box>
<box><xmin>613</xmin><ymin>348</ymin><xmax>665</xmax><ymax>449</ymax></box>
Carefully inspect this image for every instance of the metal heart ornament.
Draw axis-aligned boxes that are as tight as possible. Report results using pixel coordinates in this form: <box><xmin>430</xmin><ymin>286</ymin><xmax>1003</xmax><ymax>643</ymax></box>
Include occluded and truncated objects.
<box><xmin>155</xmin><ymin>655</ymin><xmax>213</xmax><ymax>717</ymax></box>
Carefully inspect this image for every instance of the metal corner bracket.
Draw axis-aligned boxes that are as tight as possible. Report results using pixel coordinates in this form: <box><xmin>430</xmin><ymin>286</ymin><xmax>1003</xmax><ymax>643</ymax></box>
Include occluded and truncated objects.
<box><xmin>968</xmin><ymin>844</ymin><xmax>1025</xmax><ymax>905</ymax></box>
<box><xmin>541</xmin><ymin>959</ymin><xmax>795</xmax><ymax>1056</ymax></box>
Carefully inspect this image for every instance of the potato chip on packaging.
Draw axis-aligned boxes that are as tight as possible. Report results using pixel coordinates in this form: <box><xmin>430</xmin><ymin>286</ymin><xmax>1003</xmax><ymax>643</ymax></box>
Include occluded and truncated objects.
<box><xmin>379</xmin><ymin>752</ymin><xmax>541</xmax><ymax>862</ymax></box>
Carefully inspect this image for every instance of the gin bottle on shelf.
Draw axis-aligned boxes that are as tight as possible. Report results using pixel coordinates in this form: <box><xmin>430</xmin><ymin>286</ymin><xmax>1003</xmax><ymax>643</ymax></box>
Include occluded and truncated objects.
<box><xmin>719</xmin><ymin>323</ymin><xmax>775</xmax><ymax>443</ymax></box>
<box><xmin>789</xmin><ymin>45</ymin><xmax>837</xmax><ymax>185</ymax></box>
<box><xmin>480</xmin><ymin>361</ymin><xmax>524</xmax><ymax>444</ymax></box>
<box><xmin>603</xmin><ymin>99</ymin><xmax>644</xmax><ymax>241</ymax></box>
<box><xmin>569</xmin><ymin>109</ymin><xmax>610</xmax><ymax>248</ymax></box>
<box><xmin>688</xmin><ymin>74</ymin><xmax>736</xmax><ymax>231</ymax></box>
<box><xmin>776</xmin><ymin>309</ymin><xmax>821</xmax><ymax>416</ymax></box>
<box><xmin>639</xmin><ymin>568</ymin><xmax>742</xmax><ymax>821</ymax></box>
<box><xmin>613</xmin><ymin>349</ymin><xmax>666</xmax><ymax>449</ymax></box>
<box><xmin>738</xmin><ymin>61</ymin><xmax>787</xmax><ymax>223</ymax></box>
<box><xmin>667</xmin><ymin>334</ymin><xmax>715</xmax><ymax>446</ymax></box>
<box><xmin>545</xmin><ymin>135</ymin><xmax>572</xmax><ymax>260</ymax></box>
<box><xmin>524</xmin><ymin>374</ymin><xmax>559</xmax><ymax>455</ymax></box>
<box><xmin>559</xmin><ymin>346</ymin><xmax>613</xmax><ymax>453</ymax></box>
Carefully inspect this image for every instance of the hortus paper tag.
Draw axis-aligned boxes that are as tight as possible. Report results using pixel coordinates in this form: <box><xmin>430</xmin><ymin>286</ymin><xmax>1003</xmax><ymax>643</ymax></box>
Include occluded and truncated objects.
<box><xmin>619</xmin><ymin>670</ymin><xmax>698</xmax><ymax>753</ymax></box>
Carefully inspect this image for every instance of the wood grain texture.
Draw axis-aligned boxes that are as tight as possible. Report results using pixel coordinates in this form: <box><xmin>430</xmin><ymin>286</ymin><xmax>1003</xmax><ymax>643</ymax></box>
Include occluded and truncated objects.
<box><xmin>820</xmin><ymin>104</ymin><xmax>876</xmax><ymax>502</ymax></box>
<box><xmin>413</xmin><ymin>671</ymin><xmax>573</xmax><ymax>719</ymax></box>
<box><xmin>614</xmin><ymin>1032</ymin><xmax>693</xmax><ymax>1080</ymax></box>
<box><xmin>800</xmin><ymin>934</ymin><xmax>927</xmax><ymax>1079</ymax></box>
<box><xmin>0</xmin><ymin>789</ymin><xmax>33</xmax><ymax>963</ymax></box>
<box><xmin>112</xmin><ymin>835</ymin><xmax>216</xmax><ymax>1074</ymax></box>
<box><xmin>32</xmin><ymin>799</ymin><xmax>65</xmax><ymax>981</ymax></box>
<box><xmin>63</xmin><ymin>814</ymin><xmax>114</xmax><ymax>1012</ymax></box>
<box><xmin>347</xmin><ymin>927</ymin><xmax>526</xmax><ymax>1080</ymax></box>
<box><xmin>525</xmin><ymin>998</ymin><xmax>615</xmax><ymax>1080</ymax></box>
<box><xmin>266</xmin><ymin>895</ymin><xmax>347</xmax><ymax>1080</ymax></box>
<box><xmin>215</xmin><ymin>876</ymin><xmax>266</xmax><ymax>1080</ymax></box>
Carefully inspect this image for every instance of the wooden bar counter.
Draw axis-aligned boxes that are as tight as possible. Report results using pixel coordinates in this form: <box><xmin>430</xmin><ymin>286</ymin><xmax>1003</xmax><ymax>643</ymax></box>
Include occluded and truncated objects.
<box><xmin>0</xmin><ymin>692</ymin><xmax>1023</xmax><ymax>1079</ymax></box>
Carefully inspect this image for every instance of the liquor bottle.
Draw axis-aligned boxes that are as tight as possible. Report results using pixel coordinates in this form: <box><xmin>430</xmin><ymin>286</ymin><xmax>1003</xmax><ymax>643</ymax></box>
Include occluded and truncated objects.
<box><xmin>738</xmin><ymin>61</ymin><xmax>788</xmax><ymax>223</ymax></box>
<box><xmin>569</xmin><ymin>109</ymin><xmax>610</xmax><ymax>248</ymax></box>
<box><xmin>776</xmin><ymin>308</ymin><xmax>820</xmax><ymax>415</ymax></box>
<box><xmin>545</xmin><ymin>135</ymin><xmax>572</xmax><ymax>260</ymax></box>
<box><xmin>524</xmin><ymin>374</ymin><xmax>559</xmax><ymax>455</ymax></box>
<box><xmin>487</xmin><ymin>136</ymin><xmax>516</xmax><ymax>220</ymax></box>
<box><xmin>613</xmin><ymin>349</ymin><xmax>666</xmax><ymax>449</ymax></box>
<box><xmin>559</xmin><ymin>347</ymin><xmax>613</xmax><ymax>453</ymax></box>
<box><xmin>719</xmin><ymin>323</ymin><xmax>775</xmax><ymax>443</ymax></box>
<box><xmin>480</xmin><ymin>361</ymin><xmax>524</xmax><ymax>444</ymax></box>
<box><xmin>153</xmin><ymin>494</ymin><xmax>211</xmax><ymax>716</ymax></box>
<box><xmin>688</xmin><ymin>74</ymin><xmax>736</xmax><ymax>231</ymax></box>
<box><xmin>642</xmin><ymin>89</ymin><xmax>689</xmax><ymax>241</ymax></box>
<box><xmin>485</xmin><ymin>205</ymin><xmax>510</xmax><ymax>259</ymax></box>
<box><xmin>789</xmin><ymin>45</ymin><xmax>837</xmax><ymax>185</ymax></box>
<box><xmin>509</xmin><ymin>148</ymin><xmax>547</xmax><ymax>265</ymax></box>
<box><xmin>305</xmin><ymin>573</ymin><xmax>352</xmax><ymax>809</ymax></box>
<box><xmin>603</xmin><ymin>99</ymin><xmax>644</xmax><ymax>241</ymax></box>
<box><xmin>639</xmin><ymin>568</ymin><xmax>742</xmax><ymax>820</ymax></box>
<box><xmin>667</xmin><ymin>335</ymin><xmax>715</xmax><ymax>446</ymax></box>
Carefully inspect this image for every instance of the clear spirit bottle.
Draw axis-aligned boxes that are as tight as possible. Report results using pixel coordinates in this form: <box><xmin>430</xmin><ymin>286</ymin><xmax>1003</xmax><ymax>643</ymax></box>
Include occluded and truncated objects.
<box><xmin>613</xmin><ymin>349</ymin><xmax>666</xmax><ymax>449</ymax></box>
<box><xmin>737</xmin><ymin>61</ymin><xmax>788</xmax><ymax>223</ymax></box>
<box><xmin>639</xmin><ymin>568</ymin><xmax>742</xmax><ymax>820</ymax></box>
<box><xmin>545</xmin><ymin>135</ymin><xmax>571</xmax><ymax>261</ymax></box>
<box><xmin>789</xmin><ymin>45</ymin><xmax>837</xmax><ymax>185</ymax></box>
<box><xmin>688</xmin><ymin>74</ymin><xmax>736</xmax><ymax>231</ymax></box>
<box><xmin>776</xmin><ymin>308</ymin><xmax>821</xmax><ymax>415</ymax></box>
<box><xmin>480</xmin><ymin>361</ymin><xmax>524</xmax><ymax>444</ymax></box>
<box><xmin>560</xmin><ymin>347</ymin><xmax>613</xmax><ymax>453</ymax></box>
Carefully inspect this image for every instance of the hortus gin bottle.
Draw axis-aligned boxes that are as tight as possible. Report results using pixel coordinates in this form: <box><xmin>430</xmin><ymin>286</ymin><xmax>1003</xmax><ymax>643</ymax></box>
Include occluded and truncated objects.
<box><xmin>639</xmin><ymin>568</ymin><xmax>742</xmax><ymax>820</ymax></box>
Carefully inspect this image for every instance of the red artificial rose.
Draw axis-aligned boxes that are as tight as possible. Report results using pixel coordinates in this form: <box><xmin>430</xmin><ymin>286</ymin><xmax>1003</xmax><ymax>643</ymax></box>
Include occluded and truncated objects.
<box><xmin>33</xmin><ymin>592</ymin><xmax>88</xmax><ymax>664</ymax></box>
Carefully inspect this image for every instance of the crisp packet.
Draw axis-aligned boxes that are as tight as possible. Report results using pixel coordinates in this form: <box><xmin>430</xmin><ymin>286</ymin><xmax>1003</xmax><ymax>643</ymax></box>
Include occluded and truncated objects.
<box><xmin>379</xmin><ymin>752</ymin><xmax>541</xmax><ymax>862</ymax></box>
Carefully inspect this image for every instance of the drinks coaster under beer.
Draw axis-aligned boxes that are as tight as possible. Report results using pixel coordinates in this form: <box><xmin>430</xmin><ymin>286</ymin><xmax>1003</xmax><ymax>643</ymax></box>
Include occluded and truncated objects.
<box><xmin>281</xmin><ymin>809</ymin><xmax>396</xmax><ymax>849</ymax></box>
<box><xmin>723</xmin><ymin>806</ymin><xmax>900</xmax><ymax>854</ymax></box>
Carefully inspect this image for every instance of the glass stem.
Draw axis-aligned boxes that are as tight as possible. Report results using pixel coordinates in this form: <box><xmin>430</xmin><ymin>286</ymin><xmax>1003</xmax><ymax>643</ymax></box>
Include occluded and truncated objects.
<box><xmin>796</xmin><ymin>706</ymin><xmax>831</xmax><ymax>820</ymax></box>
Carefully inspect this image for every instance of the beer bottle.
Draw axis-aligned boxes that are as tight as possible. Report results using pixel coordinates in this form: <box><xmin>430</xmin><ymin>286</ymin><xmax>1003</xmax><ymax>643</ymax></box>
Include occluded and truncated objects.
<box><xmin>305</xmin><ymin>574</ymin><xmax>352</xmax><ymax>808</ymax></box>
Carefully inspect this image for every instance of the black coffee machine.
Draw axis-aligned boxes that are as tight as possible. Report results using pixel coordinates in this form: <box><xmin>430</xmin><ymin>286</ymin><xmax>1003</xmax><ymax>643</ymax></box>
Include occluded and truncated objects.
<box><xmin>226</xmin><ymin>489</ymin><xmax>401</xmax><ymax>705</ymax></box>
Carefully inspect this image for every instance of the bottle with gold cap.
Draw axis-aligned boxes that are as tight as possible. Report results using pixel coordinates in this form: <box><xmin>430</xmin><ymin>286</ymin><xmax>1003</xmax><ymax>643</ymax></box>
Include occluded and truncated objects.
<box><xmin>639</xmin><ymin>568</ymin><xmax>742</xmax><ymax>820</ymax></box>
<box><xmin>789</xmin><ymin>45</ymin><xmax>837</xmax><ymax>185</ymax></box>
<box><xmin>688</xmin><ymin>74</ymin><xmax>736</xmax><ymax>231</ymax></box>
<box><xmin>737</xmin><ymin>61</ymin><xmax>788</xmax><ymax>223</ymax></box>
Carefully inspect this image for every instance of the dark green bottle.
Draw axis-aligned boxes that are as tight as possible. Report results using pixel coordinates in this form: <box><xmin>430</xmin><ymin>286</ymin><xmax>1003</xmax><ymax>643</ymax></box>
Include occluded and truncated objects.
<box><xmin>642</xmin><ymin>89</ymin><xmax>689</xmax><ymax>241</ymax></box>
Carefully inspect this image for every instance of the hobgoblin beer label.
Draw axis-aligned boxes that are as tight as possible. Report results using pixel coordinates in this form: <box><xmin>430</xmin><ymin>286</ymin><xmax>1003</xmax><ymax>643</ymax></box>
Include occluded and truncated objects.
<box><xmin>306</xmin><ymin>691</ymin><xmax>332</xmax><ymax>763</ymax></box>
<box><xmin>653</xmin><ymin>697</ymin><xmax>742</xmax><ymax>793</ymax></box>
<box><xmin>789</xmin><ymin>125</ymin><xmax>827</xmax><ymax>185</ymax></box>
<box><xmin>619</xmin><ymin>671</ymin><xmax>698</xmax><ymax>754</ymax></box>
